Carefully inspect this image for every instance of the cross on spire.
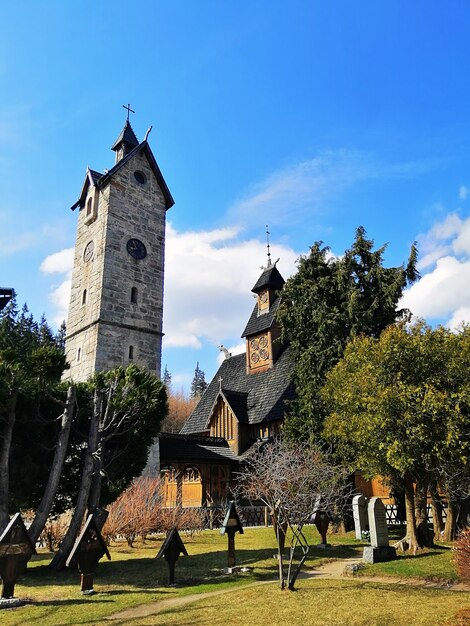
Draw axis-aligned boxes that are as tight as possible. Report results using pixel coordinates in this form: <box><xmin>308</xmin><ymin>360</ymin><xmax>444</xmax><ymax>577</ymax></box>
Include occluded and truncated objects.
<box><xmin>266</xmin><ymin>225</ymin><xmax>272</xmax><ymax>267</ymax></box>
<box><xmin>122</xmin><ymin>103</ymin><xmax>135</xmax><ymax>121</ymax></box>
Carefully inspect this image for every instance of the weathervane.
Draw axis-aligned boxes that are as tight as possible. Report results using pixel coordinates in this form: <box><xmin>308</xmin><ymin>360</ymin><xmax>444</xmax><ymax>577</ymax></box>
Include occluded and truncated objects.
<box><xmin>122</xmin><ymin>103</ymin><xmax>135</xmax><ymax>121</ymax></box>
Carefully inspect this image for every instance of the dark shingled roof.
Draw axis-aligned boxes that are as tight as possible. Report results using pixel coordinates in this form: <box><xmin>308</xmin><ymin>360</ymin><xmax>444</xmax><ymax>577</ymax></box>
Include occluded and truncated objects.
<box><xmin>159</xmin><ymin>433</ymin><xmax>237</xmax><ymax>462</ymax></box>
<box><xmin>251</xmin><ymin>264</ymin><xmax>285</xmax><ymax>293</ymax></box>
<box><xmin>220</xmin><ymin>389</ymin><xmax>249</xmax><ymax>424</ymax></box>
<box><xmin>241</xmin><ymin>295</ymin><xmax>281</xmax><ymax>338</ymax></box>
<box><xmin>89</xmin><ymin>169</ymin><xmax>102</xmax><ymax>185</ymax></box>
<box><xmin>111</xmin><ymin>120</ymin><xmax>139</xmax><ymax>151</ymax></box>
<box><xmin>181</xmin><ymin>346</ymin><xmax>295</xmax><ymax>435</ymax></box>
<box><xmin>71</xmin><ymin>140</ymin><xmax>174</xmax><ymax>211</ymax></box>
<box><xmin>0</xmin><ymin>288</ymin><xmax>13</xmax><ymax>312</ymax></box>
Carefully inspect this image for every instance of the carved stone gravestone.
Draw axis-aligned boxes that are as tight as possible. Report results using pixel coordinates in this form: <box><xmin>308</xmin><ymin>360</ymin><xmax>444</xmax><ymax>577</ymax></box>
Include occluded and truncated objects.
<box><xmin>0</xmin><ymin>513</ymin><xmax>36</xmax><ymax>606</ymax></box>
<box><xmin>156</xmin><ymin>527</ymin><xmax>188</xmax><ymax>585</ymax></box>
<box><xmin>313</xmin><ymin>510</ymin><xmax>330</xmax><ymax>547</ymax></box>
<box><xmin>362</xmin><ymin>497</ymin><xmax>396</xmax><ymax>563</ymax></box>
<box><xmin>220</xmin><ymin>501</ymin><xmax>243</xmax><ymax>569</ymax></box>
<box><xmin>66</xmin><ymin>514</ymin><xmax>111</xmax><ymax>594</ymax></box>
<box><xmin>352</xmin><ymin>495</ymin><xmax>369</xmax><ymax>540</ymax></box>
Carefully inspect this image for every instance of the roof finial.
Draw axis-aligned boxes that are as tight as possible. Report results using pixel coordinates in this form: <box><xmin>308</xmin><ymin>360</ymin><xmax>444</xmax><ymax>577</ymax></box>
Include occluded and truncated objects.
<box><xmin>266</xmin><ymin>225</ymin><xmax>272</xmax><ymax>267</ymax></box>
<box><xmin>122</xmin><ymin>103</ymin><xmax>135</xmax><ymax>122</ymax></box>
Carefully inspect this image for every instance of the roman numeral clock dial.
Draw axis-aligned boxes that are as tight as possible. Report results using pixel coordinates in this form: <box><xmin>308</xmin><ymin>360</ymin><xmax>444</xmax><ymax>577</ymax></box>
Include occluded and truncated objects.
<box><xmin>126</xmin><ymin>238</ymin><xmax>147</xmax><ymax>260</ymax></box>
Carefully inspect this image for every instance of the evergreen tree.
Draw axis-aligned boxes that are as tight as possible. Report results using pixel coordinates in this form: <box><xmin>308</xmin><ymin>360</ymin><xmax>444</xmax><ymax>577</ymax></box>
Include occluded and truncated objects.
<box><xmin>190</xmin><ymin>361</ymin><xmax>207</xmax><ymax>399</ymax></box>
<box><xmin>278</xmin><ymin>226</ymin><xmax>418</xmax><ymax>440</ymax></box>
<box><xmin>163</xmin><ymin>364</ymin><xmax>172</xmax><ymax>388</ymax></box>
<box><xmin>55</xmin><ymin>321</ymin><xmax>67</xmax><ymax>352</ymax></box>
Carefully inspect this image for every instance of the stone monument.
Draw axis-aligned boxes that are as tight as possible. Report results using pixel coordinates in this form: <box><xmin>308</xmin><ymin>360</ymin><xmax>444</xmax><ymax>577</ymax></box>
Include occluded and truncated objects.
<box><xmin>352</xmin><ymin>494</ymin><xmax>369</xmax><ymax>540</ymax></box>
<box><xmin>362</xmin><ymin>497</ymin><xmax>396</xmax><ymax>563</ymax></box>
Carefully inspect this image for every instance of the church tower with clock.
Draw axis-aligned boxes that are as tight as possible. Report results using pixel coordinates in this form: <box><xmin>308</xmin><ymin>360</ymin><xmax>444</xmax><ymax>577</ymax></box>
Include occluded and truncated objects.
<box><xmin>63</xmin><ymin>116</ymin><xmax>174</xmax><ymax>382</ymax></box>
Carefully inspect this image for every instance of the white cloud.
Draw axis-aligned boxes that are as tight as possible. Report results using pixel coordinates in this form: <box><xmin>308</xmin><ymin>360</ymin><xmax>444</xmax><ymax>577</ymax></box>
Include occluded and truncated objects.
<box><xmin>40</xmin><ymin>248</ymin><xmax>74</xmax><ymax>274</ymax></box>
<box><xmin>227</xmin><ymin>150</ymin><xmax>430</xmax><ymax>227</ymax></box>
<box><xmin>39</xmin><ymin>247</ymin><xmax>74</xmax><ymax>325</ymax></box>
<box><xmin>460</xmin><ymin>185</ymin><xmax>469</xmax><ymax>200</ymax></box>
<box><xmin>163</xmin><ymin>223</ymin><xmax>298</xmax><ymax>349</ymax></box>
<box><xmin>400</xmin><ymin>213</ymin><xmax>470</xmax><ymax>327</ymax></box>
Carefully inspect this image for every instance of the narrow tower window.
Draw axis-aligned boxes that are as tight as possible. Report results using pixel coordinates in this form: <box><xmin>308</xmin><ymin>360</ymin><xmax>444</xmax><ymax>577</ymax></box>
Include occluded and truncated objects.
<box><xmin>128</xmin><ymin>345</ymin><xmax>134</xmax><ymax>360</ymax></box>
<box><xmin>86</xmin><ymin>197</ymin><xmax>93</xmax><ymax>217</ymax></box>
<box><xmin>82</xmin><ymin>289</ymin><xmax>87</xmax><ymax>305</ymax></box>
<box><xmin>77</xmin><ymin>348</ymin><xmax>81</xmax><ymax>362</ymax></box>
<box><xmin>131</xmin><ymin>286</ymin><xmax>138</xmax><ymax>304</ymax></box>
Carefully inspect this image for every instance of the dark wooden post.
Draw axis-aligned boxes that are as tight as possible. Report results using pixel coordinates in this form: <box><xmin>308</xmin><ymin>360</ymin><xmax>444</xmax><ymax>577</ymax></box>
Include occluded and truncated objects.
<box><xmin>220</xmin><ymin>501</ymin><xmax>243</xmax><ymax>569</ymax></box>
<box><xmin>66</xmin><ymin>514</ymin><xmax>111</xmax><ymax>595</ymax></box>
<box><xmin>314</xmin><ymin>510</ymin><xmax>330</xmax><ymax>545</ymax></box>
<box><xmin>156</xmin><ymin>528</ymin><xmax>188</xmax><ymax>586</ymax></box>
<box><xmin>0</xmin><ymin>513</ymin><xmax>36</xmax><ymax>601</ymax></box>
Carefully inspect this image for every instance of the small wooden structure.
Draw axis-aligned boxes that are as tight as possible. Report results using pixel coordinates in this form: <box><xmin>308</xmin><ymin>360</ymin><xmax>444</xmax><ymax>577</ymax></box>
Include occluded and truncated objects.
<box><xmin>66</xmin><ymin>514</ymin><xmax>110</xmax><ymax>594</ymax></box>
<box><xmin>156</xmin><ymin>527</ymin><xmax>188</xmax><ymax>585</ymax></box>
<box><xmin>313</xmin><ymin>510</ymin><xmax>330</xmax><ymax>545</ymax></box>
<box><xmin>0</xmin><ymin>513</ymin><xmax>36</xmax><ymax>600</ymax></box>
<box><xmin>220</xmin><ymin>501</ymin><xmax>243</xmax><ymax>567</ymax></box>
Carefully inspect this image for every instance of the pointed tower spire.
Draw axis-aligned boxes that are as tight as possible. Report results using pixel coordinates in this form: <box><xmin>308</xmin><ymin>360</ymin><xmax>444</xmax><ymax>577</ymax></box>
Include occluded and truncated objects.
<box><xmin>265</xmin><ymin>225</ymin><xmax>272</xmax><ymax>267</ymax></box>
<box><xmin>111</xmin><ymin>108</ymin><xmax>139</xmax><ymax>163</ymax></box>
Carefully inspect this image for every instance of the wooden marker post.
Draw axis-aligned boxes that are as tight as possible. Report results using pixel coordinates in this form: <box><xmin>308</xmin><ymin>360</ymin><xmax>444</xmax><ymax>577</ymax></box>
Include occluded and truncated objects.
<box><xmin>220</xmin><ymin>501</ymin><xmax>244</xmax><ymax>568</ymax></box>
<box><xmin>156</xmin><ymin>527</ymin><xmax>188</xmax><ymax>585</ymax></box>
<box><xmin>0</xmin><ymin>513</ymin><xmax>36</xmax><ymax>601</ymax></box>
<box><xmin>66</xmin><ymin>514</ymin><xmax>111</xmax><ymax>594</ymax></box>
<box><xmin>313</xmin><ymin>510</ymin><xmax>330</xmax><ymax>545</ymax></box>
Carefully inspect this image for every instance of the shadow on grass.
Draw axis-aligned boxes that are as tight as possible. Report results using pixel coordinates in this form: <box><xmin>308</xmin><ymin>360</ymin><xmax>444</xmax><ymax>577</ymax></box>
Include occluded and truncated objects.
<box><xmin>21</xmin><ymin>543</ymin><xmax>365</xmax><ymax>593</ymax></box>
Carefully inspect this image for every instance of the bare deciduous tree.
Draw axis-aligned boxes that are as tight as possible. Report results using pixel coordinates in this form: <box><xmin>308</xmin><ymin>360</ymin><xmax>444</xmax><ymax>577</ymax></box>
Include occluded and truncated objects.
<box><xmin>235</xmin><ymin>438</ymin><xmax>349</xmax><ymax>590</ymax></box>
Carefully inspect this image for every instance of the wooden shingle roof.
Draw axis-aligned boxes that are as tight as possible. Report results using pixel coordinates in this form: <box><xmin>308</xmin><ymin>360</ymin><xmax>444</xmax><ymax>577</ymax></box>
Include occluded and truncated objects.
<box><xmin>180</xmin><ymin>346</ymin><xmax>294</xmax><ymax>435</ymax></box>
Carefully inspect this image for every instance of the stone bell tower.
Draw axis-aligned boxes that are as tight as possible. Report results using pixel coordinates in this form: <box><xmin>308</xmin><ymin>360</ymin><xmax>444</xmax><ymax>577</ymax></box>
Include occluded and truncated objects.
<box><xmin>63</xmin><ymin>115</ymin><xmax>174</xmax><ymax>382</ymax></box>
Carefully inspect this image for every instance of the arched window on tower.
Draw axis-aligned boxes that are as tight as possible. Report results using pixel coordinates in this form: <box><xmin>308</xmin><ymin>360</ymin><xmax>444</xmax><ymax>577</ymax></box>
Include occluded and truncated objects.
<box><xmin>131</xmin><ymin>286</ymin><xmax>138</xmax><ymax>304</ymax></box>
<box><xmin>128</xmin><ymin>345</ymin><xmax>134</xmax><ymax>360</ymax></box>
<box><xmin>82</xmin><ymin>289</ymin><xmax>87</xmax><ymax>305</ymax></box>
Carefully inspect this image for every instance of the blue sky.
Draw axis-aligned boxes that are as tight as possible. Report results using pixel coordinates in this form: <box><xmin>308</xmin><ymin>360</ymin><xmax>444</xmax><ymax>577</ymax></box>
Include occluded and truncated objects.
<box><xmin>2</xmin><ymin>1</ymin><xmax>470</xmax><ymax>389</ymax></box>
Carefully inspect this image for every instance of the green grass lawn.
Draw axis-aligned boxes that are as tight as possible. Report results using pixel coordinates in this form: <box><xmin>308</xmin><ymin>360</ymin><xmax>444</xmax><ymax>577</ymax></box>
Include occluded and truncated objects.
<box><xmin>1</xmin><ymin>528</ymin><xmax>467</xmax><ymax>626</ymax></box>
<box><xmin>358</xmin><ymin>544</ymin><xmax>459</xmax><ymax>582</ymax></box>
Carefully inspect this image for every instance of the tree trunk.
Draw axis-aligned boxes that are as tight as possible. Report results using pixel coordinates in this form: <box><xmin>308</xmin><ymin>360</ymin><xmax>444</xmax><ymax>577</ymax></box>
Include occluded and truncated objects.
<box><xmin>274</xmin><ymin>516</ymin><xmax>285</xmax><ymax>590</ymax></box>
<box><xmin>49</xmin><ymin>389</ymin><xmax>102</xmax><ymax>570</ymax></box>
<box><xmin>443</xmin><ymin>493</ymin><xmax>458</xmax><ymax>541</ymax></box>
<box><xmin>0</xmin><ymin>390</ymin><xmax>17</xmax><ymax>532</ymax></box>
<box><xmin>457</xmin><ymin>497</ymin><xmax>470</xmax><ymax>531</ymax></box>
<box><xmin>429</xmin><ymin>481</ymin><xmax>445</xmax><ymax>541</ymax></box>
<box><xmin>415</xmin><ymin>475</ymin><xmax>434</xmax><ymax>548</ymax></box>
<box><xmin>88</xmin><ymin>439</ymin><xmax>105</xmax><ymax>515</ymax></box>
<box><xmin>403</xmin><ymin>475</ymin><xmax>419</xmax><ymax>554</ymax></box>
<box><xmin>28</xmin><ymin>386</ymin><xmax>76</xmax><ymax>544</ymax></box>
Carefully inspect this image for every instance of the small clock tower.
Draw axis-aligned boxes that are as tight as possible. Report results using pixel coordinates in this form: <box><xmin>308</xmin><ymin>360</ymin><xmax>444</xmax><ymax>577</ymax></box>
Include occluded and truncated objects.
<box><xmin>63</xmin><ymin>117</ymin><xmax>174</xmax><ymax>382</ymax></box>
<box><xmin>241</xmin><ymin>260</ymin><xmax>285</xmax><ymax>374</ymax></box>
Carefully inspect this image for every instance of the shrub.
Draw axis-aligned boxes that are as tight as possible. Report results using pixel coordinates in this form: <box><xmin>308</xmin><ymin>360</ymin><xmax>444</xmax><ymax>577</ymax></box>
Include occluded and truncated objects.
<box><xmin>39</xmin><ymin>513</ymin><xmax>72</xmax><ymax>551</ymax></box>
<box><xmin>159</xmin><ymin>505</ymin><xmax>206</xmax><ymax>536</ymax></box>
<box><xmin>453</xmin><ymin>527</ymin><xmax>470</xmax><ymax>581</ymax></box>
<box><xmin>103</xmin><ymin>476</ymin><xmax>163</xmax><ymax>546</ymax></box>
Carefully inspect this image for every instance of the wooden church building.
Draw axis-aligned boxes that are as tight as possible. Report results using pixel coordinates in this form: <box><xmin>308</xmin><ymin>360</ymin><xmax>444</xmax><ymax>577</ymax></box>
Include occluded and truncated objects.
<box><xmin>158</xmin><ymin>260</ymin><xmax>295</xmax><ymax>507</ymax></box>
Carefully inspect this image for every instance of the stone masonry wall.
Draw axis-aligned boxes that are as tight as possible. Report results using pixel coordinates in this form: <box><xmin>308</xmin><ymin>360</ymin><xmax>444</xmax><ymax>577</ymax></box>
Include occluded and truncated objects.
<box><xmin>64</xmin><ymin>146</ymin><xmax>167</xmax><ymax>382</ymax></box>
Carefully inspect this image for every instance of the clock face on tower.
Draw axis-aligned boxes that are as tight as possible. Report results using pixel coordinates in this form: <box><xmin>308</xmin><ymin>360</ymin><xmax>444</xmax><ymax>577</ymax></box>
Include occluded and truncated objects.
<box><xmin>83</xmin><ymin>240</ymin><xmax>95</xmax><ymax>262</ymax></box>
<box><xmin>127</xmin><ymin>238</ymin><xmax>147</xmax><ymax>260</ymax></box>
